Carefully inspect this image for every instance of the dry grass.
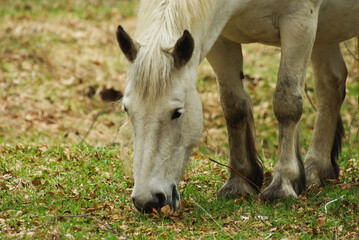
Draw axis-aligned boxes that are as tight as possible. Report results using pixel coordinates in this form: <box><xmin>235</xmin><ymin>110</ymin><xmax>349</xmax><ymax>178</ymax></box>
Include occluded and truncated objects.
<box><xmin>0</xmin><ymin>1</ymin><xmax>358</xmax><ymax>238</ymax></box>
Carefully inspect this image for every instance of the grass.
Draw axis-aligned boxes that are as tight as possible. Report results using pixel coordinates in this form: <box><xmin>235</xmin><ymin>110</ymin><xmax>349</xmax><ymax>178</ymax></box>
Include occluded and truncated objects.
<box><xmin>1</xmin><ymin>0</ymin><xmax>359</xmax><ymax>239</ymax></box>
<box><xmin>1</xmin><ymin>145</ymin><xmax>358</xmax><ymax>238</ymax></box>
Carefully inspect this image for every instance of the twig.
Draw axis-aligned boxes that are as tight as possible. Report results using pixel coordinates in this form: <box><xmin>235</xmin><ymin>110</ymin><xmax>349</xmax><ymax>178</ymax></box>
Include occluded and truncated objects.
<box><xmin>79</xmin><ymin>112</ymin><xmax>104</xmax><ymax>146</ymax></box>
<box><xmin>265</xmin><ymin>232</ymin><xmax>273</xmax><ymax>239</ymax></box>
<box><xmin>78</xmin><ymin>109</ymin><xmax>114</xmax><ymax>146</ymax></box>
<box><xmin>304</xmin><ymin>84</ymin><xmax>317</xmax><ymax>111</ymax></box>
<box><xmin>87</xmin><ymin>216</ymin><xmax>125</xmax><ymax>238</ymax></box>
<box><xmin>347</xmin><ymin>103</ymin><xmax>359</xmax><ymax>146</ymax></box>
<box><xmin>190</xmin><ymin>198</ymin><xmax>235</xmax><ymax>239</ymax></box>
<box><xmin>43</xmin><ymin>118</ymin><xmax>84</xmax><ymax>142</ymax></box>
<box><xmin>112</xmin><ymin>118</ymin><xmax>130</xmax><ymax>147</ymax></box>
<box><xmin>324</xmin><ymin>195</ymin><xmax>344</xmax><ymax>214</ymax></box>
<box><xmin>79</xmin><ymin>101</ymin><xmax>119</xmax><ymax>146</ymax></box>
<box><xmin>207</xmin><ymin>157</ymin><xmax>266</xmax><ymax>201</ymax></box>
<box><xmin>9</xmin><ymin>214</ymin><xmax>127</xmax><ymax>239</ymax></box>
<box><xmin>343</xmin><ymin>41</ymin><xmax>359</xmax><ymax>62</ymax></box>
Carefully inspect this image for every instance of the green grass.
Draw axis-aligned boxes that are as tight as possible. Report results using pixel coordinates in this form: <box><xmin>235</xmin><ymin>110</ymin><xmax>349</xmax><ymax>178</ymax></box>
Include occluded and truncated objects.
<box><xmin>1</xmin><ymin>145</ymin><xmax>358</xmax><ymax>238</ymax></box>
<box><xmin>1</xmin><ymin>0</ymin><xmax>359</xmax><ymax>239</ymax></box>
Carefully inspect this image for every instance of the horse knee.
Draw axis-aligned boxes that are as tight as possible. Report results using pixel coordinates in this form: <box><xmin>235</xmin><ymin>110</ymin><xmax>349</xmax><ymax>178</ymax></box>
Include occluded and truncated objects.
<box><xmin>273</xmin><ymin>88</ymin><xmax>303</xmax><ymax>124</ymax></box>
<box><xmin>221</xmin><ymin>96</ymin><xmax>250</xmax><ymax>128</ymax></box>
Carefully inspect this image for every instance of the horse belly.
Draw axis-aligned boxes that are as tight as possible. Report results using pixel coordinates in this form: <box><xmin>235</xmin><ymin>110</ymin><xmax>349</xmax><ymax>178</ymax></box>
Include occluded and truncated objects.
<box><xmin>315</xmin><ymin>0</ymin><xmax>359</xmax><ymax>45</ymax></box>
<box><xmin>220</xmin><ymin>0</ymin><xmax>359</xmax><ymax>46</ymax></box>
<box><xmin>221</xmin><ymin>11</ymin><xmax>281</xmax><ymax>45</ymax></box>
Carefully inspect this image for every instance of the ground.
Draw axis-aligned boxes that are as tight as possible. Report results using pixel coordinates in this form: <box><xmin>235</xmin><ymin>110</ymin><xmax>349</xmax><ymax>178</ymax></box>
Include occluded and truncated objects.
<box><xmin>0</xmin><ymin>0</ymin><xmax>359</xmax><ymax>239</ymax></box>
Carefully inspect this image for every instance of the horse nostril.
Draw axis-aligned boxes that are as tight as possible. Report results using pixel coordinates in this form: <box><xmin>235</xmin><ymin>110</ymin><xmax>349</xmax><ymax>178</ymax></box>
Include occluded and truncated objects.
<box><xmin>172</xmin><ymin>185</ymin><xmax>179</xmax><ymax>201</ymax></box>
<box><xmin>132</xmin><ymin>197</ymin><xmax>142</xmax><ymax>213</ymax></box>
<box><xmin>155</xmin><ymin>192</ymin><xmax>166</xmax><ymax>206</ymax></box>
<box><xmin>132</xmin><ymin>193</ymin><xmax>167</xmax><ymax>213</ymax></box>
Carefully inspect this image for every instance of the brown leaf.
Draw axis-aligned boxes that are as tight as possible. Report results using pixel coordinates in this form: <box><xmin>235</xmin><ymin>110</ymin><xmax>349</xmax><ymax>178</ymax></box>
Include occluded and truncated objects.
<box><xmin>316</xmin><ymin>216</ymin><xmax>326</xmax><ymax>227</ymax></box>
<box><xmin>147</xmin><ymin>208</ymin><xmax>160</xmax><ymax>218</ymax></box>
<box><xmin>89</xmin><ymin>186</ymin><xmax>99</xmax><ymax>197</ymax></box>
<box><xmin>327</xmin><ymin>179</ymin><xmax>340</xmax><ymax>184</ymax></box>
<box><xmin>83</xmin><ymin>205</ymin><xmax>103</xmax><ymax>213</ymax></box>
<box><xmin>32</xmin><ymin>178</ymin><xmax>42</xmax><ymax>186</ymax></box>
<box><xmin>199</xmin><ymin>225</ymin><xmax>209</xmax><ymax>232</ymax></box>
<box><xmin>48</xmin><ymin>206</ymin><xmax>57</xmax><ymax>214</ymax></box>
<box><xmin>160</xmin><ymin>205</ymin><xmax>171</xmax><ymax>217</ymax></box>
<box><xmin>152</xmin><ymin>208</ymin><xmax>159</xmax><ymax>215</ymax></box>
<box><xmin>39</xmin><ymin>145</ymin><xmax>49</xmax><ymax>152</ymax></box>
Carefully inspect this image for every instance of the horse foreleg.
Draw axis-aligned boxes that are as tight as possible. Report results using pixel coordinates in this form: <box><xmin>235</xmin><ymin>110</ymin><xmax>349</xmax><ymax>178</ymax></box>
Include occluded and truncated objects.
<box><xmin>207</xmin><ymin>37</ymin><xmax>263</xmax><ymax>198</ymax></box>
<box><xmin>305</xmin><ymin>44</ymin><xmax>347</xmax><ymax>186</ymax></box>
<box><xmin>262</xmin><ymin>4</ymin><xmax>320</xmax><ymax>200</ymax></box>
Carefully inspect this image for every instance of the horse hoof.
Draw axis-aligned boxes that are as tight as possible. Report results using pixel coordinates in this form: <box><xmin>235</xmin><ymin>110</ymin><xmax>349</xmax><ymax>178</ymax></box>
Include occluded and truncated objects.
<box><xmin>260</xmin><ymin>178</ymin><xmax>299</xmax><ymax>202</ymax></box>
<box><xmin>218</xmin><ymin>177</ymin><xmax>257</xmax><ymax>199</ymax></box>
<box><xmin>304</xmin><ymin>158</ymin><xmax>339</xmax><ymax>187</ymax></box>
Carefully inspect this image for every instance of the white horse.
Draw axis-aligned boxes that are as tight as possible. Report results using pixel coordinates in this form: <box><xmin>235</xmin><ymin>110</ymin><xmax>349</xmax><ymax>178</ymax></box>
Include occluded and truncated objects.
<box><xmin>116</xmin><ymin>0</ymin><xmax>359</xmax><ymax>213</ymax></box>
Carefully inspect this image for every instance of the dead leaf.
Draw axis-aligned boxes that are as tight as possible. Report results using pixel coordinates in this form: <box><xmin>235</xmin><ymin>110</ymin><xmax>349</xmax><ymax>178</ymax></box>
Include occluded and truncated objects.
<box><xmin>32</xmin><ymin>178</ymin><xmax>42</xmax><ymax>186</ymax></box>
<box><xmin>152</xmin><ymin>208</ymin><xmax>158</xmax><ymax>215</ymax></box>
<box><xmin>89</xmin><ymin>186</ymin><xmax>99</xmax><ymax>197</ymax></box>
<box><xmin>82</xmin><ymin>205</ymin><xmax>103</xmax><ymax>213</ymax></box>
<box><xmin>316</xmin><ymin>216</ymin><xmax>326</xmax><ymax>227</ymax></box>
<box><xmin>147</xmin><ymin>208</ymin><xmax>160</xmax><ymax>218</ymax></box>
<box><xmin>48</xmin><ymin>206</ymin><xmax>57</xmax><ymax>214</ymax></box>
<box><xmin>160</xmin><ymin>205</ymin><xmax>171</xmax><ymax>217</ymax></box>
<box><xmin>39</xmin><ymin>145</ymin><xmax>48</xmax><ymax>152</ymax></box>
<box><xmin>327</xmin><ymin>179</ymin><xmax>340</xmax><ymax>184</ymax></box>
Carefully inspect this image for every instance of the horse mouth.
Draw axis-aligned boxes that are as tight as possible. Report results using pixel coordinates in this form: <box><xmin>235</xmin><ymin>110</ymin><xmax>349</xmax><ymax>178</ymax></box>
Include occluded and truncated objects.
<box><xmin>132</xmin><ymin>184</ymin><xmax>180</xmax><ymax>214</ymax></box>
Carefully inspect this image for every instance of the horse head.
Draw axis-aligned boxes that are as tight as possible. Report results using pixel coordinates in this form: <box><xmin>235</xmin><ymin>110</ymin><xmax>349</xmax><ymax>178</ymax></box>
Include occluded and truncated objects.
<box><xmin>116</xmin><ymin>26</ymin><xmax>203</xmax><ymax>213</ymax></box>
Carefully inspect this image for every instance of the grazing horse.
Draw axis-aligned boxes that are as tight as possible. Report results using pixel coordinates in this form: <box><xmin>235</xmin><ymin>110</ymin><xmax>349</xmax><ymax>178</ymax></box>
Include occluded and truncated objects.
<box><xmin>116</xmin><ymin>0</ymin><xmax>359</xmax><ymax>213</ymax></box>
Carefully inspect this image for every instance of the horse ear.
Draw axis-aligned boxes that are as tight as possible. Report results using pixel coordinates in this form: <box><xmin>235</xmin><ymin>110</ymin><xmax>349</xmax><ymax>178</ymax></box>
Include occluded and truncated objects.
<box><xmin>172</xmin><ymin>30</ymin><xmax>194</xmax><ymax>68</ymax></box>
<box><xmin>116</xmin><ymin>25</ymin><xmax>139</xmax><ymax>62</ymax></box>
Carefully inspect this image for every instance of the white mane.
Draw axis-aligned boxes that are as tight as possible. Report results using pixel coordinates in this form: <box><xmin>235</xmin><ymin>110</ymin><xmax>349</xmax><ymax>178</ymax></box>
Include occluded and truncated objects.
<box><xmin>129</xmin><ymin>0</ymin><xmax>215</xmax><ymax>99</ymax></box>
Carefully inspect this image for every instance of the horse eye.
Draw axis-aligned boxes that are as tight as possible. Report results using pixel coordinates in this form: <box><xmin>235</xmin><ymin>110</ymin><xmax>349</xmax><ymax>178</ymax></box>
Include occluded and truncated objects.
<box><xmin>123</xmin><ymin>105</ymin><xmax>128</xmax><ymax>113</ymax></box>
<box><xmin>171</xmin><ymin>109</ymin><xmax>183</xmax><ymax>120</ymax></box>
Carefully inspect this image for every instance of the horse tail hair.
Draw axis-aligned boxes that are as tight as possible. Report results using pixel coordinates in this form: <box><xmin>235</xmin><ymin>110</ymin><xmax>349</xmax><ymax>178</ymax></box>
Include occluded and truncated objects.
<box><xmin>246</xmin><ymin>109</ymin><xmax>264</xmax><ymax>189</ymax></box>
<box><xmin>331</xmin><ymin>115</ymin><xmax>344</xmax><ymax>178</ymax></box>
<box><xmin>330</xmin><ymin>36</ymin><xmax>356</xmax><ymax>178</ymax></box>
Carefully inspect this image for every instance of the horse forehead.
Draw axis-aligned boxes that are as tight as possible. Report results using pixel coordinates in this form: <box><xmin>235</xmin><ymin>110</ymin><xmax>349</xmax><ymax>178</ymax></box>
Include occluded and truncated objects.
<box><xmin>124</xmin><ymin>81</ymin><xmax>186</xmax><ymax>107</ymax></box>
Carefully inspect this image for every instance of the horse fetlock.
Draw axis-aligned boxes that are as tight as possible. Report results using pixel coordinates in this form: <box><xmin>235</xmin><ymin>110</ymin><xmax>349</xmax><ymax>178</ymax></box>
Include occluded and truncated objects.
<box><xmin>261</xmin><ymin>178</ymin><xmax>299</xmax><ymax>201</ymax></box>
<box><xmin>218</xmin><ymin>175</ymin><xmax>258</xmax><ymax>199</ymax></box>
<box><xmin>262</xmin><ymin>164</ymin><xmax>305</xmax><ymax>201</ymax></box>
<box><xmin>305</xmin><ymin>158</ymin><xmax>339</xmax><ymax>186</ymax></box>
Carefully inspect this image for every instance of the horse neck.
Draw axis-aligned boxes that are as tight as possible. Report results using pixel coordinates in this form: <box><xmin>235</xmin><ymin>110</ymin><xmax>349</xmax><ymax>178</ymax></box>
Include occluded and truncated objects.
<box><xmin>134</xmin><ymin>0</ymin><xmax>244</xmax><ymax>63</ymax></box>
<box><xmin>197</xmin><ymin>0</ymin><xmax>249</xmax><ymax>62</ymax></box>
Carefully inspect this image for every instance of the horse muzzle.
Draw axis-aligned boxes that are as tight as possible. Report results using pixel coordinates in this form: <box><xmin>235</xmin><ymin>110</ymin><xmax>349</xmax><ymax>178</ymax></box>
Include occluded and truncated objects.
<box><xmin>132</xmin><ymin>184</ymin><xmax>180</xmax><ymax>213</ymax></box>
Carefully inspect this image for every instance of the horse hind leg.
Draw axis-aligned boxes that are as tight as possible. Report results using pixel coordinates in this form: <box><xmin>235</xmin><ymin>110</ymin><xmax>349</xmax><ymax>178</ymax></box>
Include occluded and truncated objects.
<box><xmin>206</xmin><ymin>37</ymin><xmax>263</xmax><ymax>198</ymax></box>
<box><xmin>305</xmin><ymin>44</ymin><xmax>347</xmax><ymax>186</ymax></box>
